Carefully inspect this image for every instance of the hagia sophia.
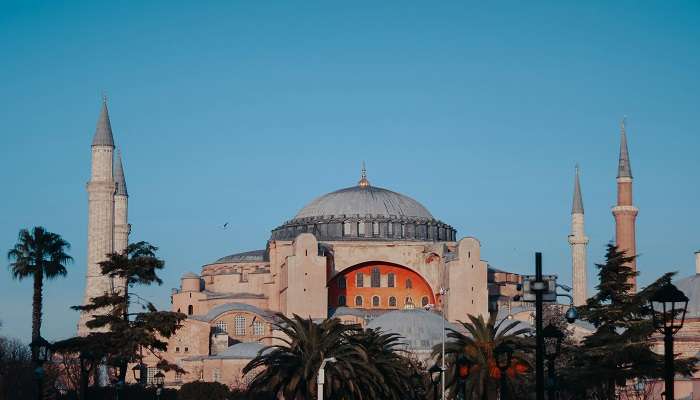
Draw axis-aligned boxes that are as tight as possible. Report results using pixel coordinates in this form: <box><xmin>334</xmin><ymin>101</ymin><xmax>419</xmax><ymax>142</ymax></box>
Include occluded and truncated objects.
<box><xmin>78</xmin><ymin>100</ymin><xmax>700</xmax><ymax>394</ymax></box>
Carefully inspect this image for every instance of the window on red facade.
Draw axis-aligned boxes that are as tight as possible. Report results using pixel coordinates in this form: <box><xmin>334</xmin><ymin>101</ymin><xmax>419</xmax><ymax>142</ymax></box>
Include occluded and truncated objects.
<box><xmin>371</xmin><ymin>267</ymin><xmax>380</xmax><ymax>288</ymax></box>
<box><xmin>338</xmin><ymin>276</ymin><xmax>346</xmax><ymax>289</ymax></box>
<box><xmin>372</xmin><ymin>296</ymin><xmax>380</xmax><ymax>307</ymax></box>
<box><xmin>355</xmin><ymin>296</ymin><xmax>363</xmax><ymax>306</ymax></box>
<box><xmin>421</xmin><ymin>296</ymin><xmax>429</xmax><ymax>307</ymax></box>
<box><xmin>356</xmin><ymin>272</ymin><xmax>364</xmax><ymax>288</ymax></box>
<box><xmin>405</xmin><ymin>297</ymin><xmax>413</xmax><ymax>306</ymax></box>
<box><xmin>389</xmin><ymin>296</ymin><xmax>397</xmax><ymax>307</ymax></box>
<box><xmin>338</xmin><ymin>295</ymin><xmax>346</xmax><ymax>306</ymax></box>
<box><xmin>405</xmin><ymin>279</ymin><xmax>413</xmax><ymax>289</ymax></box>
<box><xmin>388</xmin><ymin>273</ymin><xmax>395</xmax><ymax>288</ymax></box>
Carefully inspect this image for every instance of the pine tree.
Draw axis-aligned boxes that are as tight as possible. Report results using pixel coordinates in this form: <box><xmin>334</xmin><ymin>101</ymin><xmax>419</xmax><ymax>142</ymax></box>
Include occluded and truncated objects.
<box><xmin>559</xmin><ymin>244</ymin><xmax>696</xmax><ymax>400</ymax></box>
<box><xmin>56</xmin><ymin>241</ymin><xmax>185</xmax><ymax>389</ymax></box>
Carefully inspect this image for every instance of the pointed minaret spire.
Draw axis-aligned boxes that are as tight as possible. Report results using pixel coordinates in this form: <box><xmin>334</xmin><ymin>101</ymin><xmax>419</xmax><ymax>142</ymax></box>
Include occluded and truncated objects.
<box><xmin>572</xmin><ymin>164</ymin><xmax>584</xmax><ymax>214</ymax></box>
<box><xmin>358</xmin><ymin>161</ymin><xmax>370</xmax><ymax>188</ymax></box>
<box><xmin>617</xmin><ymin>117</ymin><xmax>632</xmax><ymax>178</ymax></box>
<box><xmin>92</xmin><ymin>97</ymin><xmax>115</xmax><ymax>147</ymax></box>
<box><xmin>114</xmin><ymin>149</ymin><xmax>128</xmax><ymax>197</ymax></box>
<box><xmin>569</xmin><ymin>164</ymin><xmax>589</xmax><ymax>306</ymax></box>
<box><xmin>613</xmin><ymin>116</ymin><xmax>639</xmax><ymax>292</ymax></box>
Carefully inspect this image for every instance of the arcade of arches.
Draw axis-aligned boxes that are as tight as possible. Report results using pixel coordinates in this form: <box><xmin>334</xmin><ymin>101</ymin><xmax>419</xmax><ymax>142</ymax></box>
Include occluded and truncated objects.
<box><xmin>328</xmin><ymin>262</ymin><xmax>436</xmax><ymax>310</ymax></box>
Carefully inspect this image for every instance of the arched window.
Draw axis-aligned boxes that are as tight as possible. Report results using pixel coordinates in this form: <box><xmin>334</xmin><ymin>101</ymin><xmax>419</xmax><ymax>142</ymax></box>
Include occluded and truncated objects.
<box><xmin>372</xmin><ymin>221</ymin><xmax>379</xmax><ymax>236</ymax></box>
<box><xmin>234</xmin><ymin>315</ymin><xmax>245</xmax><ymax>335</ymax></box>
<box><xmin>343</xmin><ymin>221</ymin><xmax>352</xmax><ymax>236</ymax></box>
<box><xmin>371</xmin><ymin>267</ymin><xmax>380</xmax><ymax>288</ymax></box>
<box><xmin>338</xmin><ymin>276</ymin><xmax>346</xmax><ymax>289</ymax></box>
<box><xmin>387</xmin><ymin>273</ymin><xmax>395</xmax><ymax>288</ymax></box>
<box><xmin>372</xmin><ymin>296</ymin><xmax>380</xmax><ymax>307</ymax></box>
<box><xmin>253</xmin><ymin>321</ymin><xmax>264</xmax><ymax>336</ymax></box>
<box><xmin>358</xmin><ymin>221</ymin><xmax>365</xmax><ymax>235</ymax></box>
<box><xmin>187</xmin><ymin>305</ymin><xmax>193</xmax><ymax>315</ymax></box>
<box><xmin>405</xmin><ymin>297</ymin><xmax>413</xmax><ymax>306</ymax></box>
<box><xmin>421</xmin><ymin>296</ymin><xmax>430</xmax><ymax>307</ymax></box>
<box><xmin>389</xmin><ymin>296</ymin><xmax>397</xmax><ymax>307</ymax></box>
<box><xmin>338</xmin><ymin>295</ymin><xmax>346</xmax><ymax>306</ymax></box>
<box><xmin>355</xmin><ymin>296</ymin><xmax>363</xmax><ymax>306</ymax></box>
<box><xmin>215</xmin><ymin>320</ymin><xmax>228</xmax><ymax>333</ymax></box>
<box><xmin>405</xmin><ymin>279</ymin><xmax>413</xmax><ymax>289</ymax></box>
<box><xmin>356</xmin><ymin>272</ymin><xmax>364</xmax><ymax>288</ymax></box>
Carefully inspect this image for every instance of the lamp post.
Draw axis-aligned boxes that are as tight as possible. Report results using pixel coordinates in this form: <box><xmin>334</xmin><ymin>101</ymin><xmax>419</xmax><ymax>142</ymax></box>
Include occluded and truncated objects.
<box><xmin>425</xmin><ymin>288</ymin><xmax>449</xmax><ymax>400</ymax></box>
<box><xmin>494</xmin><ymin>343</ymin><xmax>514</xmax><ymax>400</ymax></box>
<box><xmin>154</xmin><ymin>371</ymin><xmax>165</xmax><ymax>400</ymax></box>
<box><xmin>29</xmin><ymin>336</ymin><xmax>52</xmax><ymax>400</ymax></box>
<box><xmin>428</xmin><ymin>363</ymin><xmax>442</xmax><ymax>400</ymax></box>
<box><xmin>439</xmin><ymin>287</ymin><xmax>448</xmax><ymax>400</ymax></box>
<box><xmin>531</xmin><ymin>252</ymin><xmax>546</xmax><ymax>400</ymax></box>
<box><xmin>317</xmin><ymin>357</ymin><xmax>337</xmax><ymax>400</ymax></box>
<box><xmin>542</xmin><ymin>324</ymin><xmax>564</xmax><ymax>400</ymax></box>
<box><xmin>650</xmin><ymin>282</ymin><xmax>689</xmax><ymax>400</ymax></box>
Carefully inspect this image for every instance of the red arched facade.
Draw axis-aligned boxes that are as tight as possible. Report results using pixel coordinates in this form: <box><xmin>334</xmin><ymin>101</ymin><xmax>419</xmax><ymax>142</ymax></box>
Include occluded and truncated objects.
<box><xmin>328</xmin><ymin>262</ymin><xmax>435</xmax><ymax>310</ymax></box>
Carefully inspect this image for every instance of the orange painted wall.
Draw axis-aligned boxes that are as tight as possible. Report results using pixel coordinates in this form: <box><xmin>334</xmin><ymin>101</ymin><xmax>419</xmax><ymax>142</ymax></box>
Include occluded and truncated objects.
<box><xmin>328</xmin><ymin>262</ymin><xmax>435</xmax><ymax>309</ymax></box>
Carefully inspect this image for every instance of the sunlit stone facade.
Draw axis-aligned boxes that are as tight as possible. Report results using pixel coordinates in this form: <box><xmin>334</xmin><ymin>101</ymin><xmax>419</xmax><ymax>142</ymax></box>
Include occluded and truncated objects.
<box><xmin>132</xmin><ymin>172</ymin><xmax>490</xmax><ymax>388</ymax></box>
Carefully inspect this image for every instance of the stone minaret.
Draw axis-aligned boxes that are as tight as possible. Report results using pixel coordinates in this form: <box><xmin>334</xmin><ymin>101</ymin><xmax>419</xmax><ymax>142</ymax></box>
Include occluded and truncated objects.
<box><xmin>78</xmin><ymin>99</ymin><xmax>117</xmax><ymax>336</ymax></box>
<box><xmin>113</xmin><ymin>149</ymin><xmax>130</xmax><ymax>294</ymax></box>
<box><xmin>568</xmin><ymin>165</ymin><xmax>588</xmax><ymax>306</ymax></box>
<box><xmin>612</xmin><ymin>118</ymin><xmax>639</xmax><ymax>292</ymax></box>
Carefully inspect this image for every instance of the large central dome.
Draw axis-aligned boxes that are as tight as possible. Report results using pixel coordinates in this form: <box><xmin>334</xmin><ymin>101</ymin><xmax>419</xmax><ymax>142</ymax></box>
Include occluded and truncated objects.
<box><xmin>295</xmin><ymin>186</ymin><xmax>434</xmax><ymax>220</ymax></box>
<box><xmin>271</xmin><ymin>169</ymin><xmax>456</xmax><ymax>242</ymax></box>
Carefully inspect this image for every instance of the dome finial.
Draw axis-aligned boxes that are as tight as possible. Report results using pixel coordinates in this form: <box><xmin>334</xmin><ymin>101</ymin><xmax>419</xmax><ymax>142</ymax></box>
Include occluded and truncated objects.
<box><xmin>358</xmin><ymin>161</ymin><xmax>370</xmax><ymax>188</ymax></box>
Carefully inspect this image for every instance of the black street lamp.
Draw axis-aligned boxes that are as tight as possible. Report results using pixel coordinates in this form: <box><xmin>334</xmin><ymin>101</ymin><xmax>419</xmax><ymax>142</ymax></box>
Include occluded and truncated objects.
<box><xmin>154</xmin><ymin>371</ymin><xmax>165</xmax><ymax>399</ymax></box>
<box><xmin>132</xmin><ymin>362</ymin><xmax>147</xmax><ymax>385</ymax></box>
<box><xmin>542</xmin><ymin>324</ymin><xmax>564</xmax><ymax>399</ymax></box>
<box><xmin>494</xmin><ymin>343</ymin><xmax>514</xmax><ymax>400</ymax></box>
<box><xmin>650</xmin><ymin>282</ymin><xmax>689</xmax><ymax>400</ymax></box>
<box><xmin>29</xmin><ymin>336</ymin><xmax>52</xmax><ymax>400</ymax></box>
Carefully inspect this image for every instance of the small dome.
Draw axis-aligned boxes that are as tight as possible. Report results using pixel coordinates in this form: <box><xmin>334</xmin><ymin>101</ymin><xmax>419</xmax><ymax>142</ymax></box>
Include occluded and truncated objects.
<box><xmin>181</xmin><ymin>272</ymin><xmax>199</xmax><ymax>279</ymax></box>
<box><xmin>215</xmin><ymin>249</ymin><xmax>268</xmax><ymax>263</ymax></box>
<box><xmin>675</xmin><ymin>273</ymin><xmax>700</xmax><ymax>318</ymax></box>
<box><xmin>366</xmin><ymin>309</ymin><xmax>456</xmax><ymax>351</ymax></box>
<box><xmin>214</xmin><ymin>342</ymin><xmax>268</xmax><ymax>359</ymax></box>
<box><xmin>295</xmin><ymin>185</ymin><xmax>433</xmax><ymax>220</ymax></box>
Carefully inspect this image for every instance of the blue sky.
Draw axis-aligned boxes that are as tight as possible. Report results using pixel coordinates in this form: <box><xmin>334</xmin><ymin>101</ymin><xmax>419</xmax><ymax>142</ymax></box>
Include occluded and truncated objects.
<box><xmin>1</xmin><ymin>1</ymin><xmax>699</xmax><ymax>341</ymax></box>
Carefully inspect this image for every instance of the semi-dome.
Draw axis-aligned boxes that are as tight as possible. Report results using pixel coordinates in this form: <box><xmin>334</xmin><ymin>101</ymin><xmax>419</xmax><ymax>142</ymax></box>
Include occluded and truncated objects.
<box><xmin>271</xmin><ymin>168</ymin><xmax>456</xmax><ymax>242</ymax></box>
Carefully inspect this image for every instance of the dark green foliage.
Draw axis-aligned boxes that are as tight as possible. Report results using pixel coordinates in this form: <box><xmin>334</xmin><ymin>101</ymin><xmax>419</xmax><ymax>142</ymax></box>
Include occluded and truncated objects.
<box><xmin>7</xmin><ymin>227</ymin><xmax>72</xmax><ymax>344</ymax></box>
<box><xmin>178</xmin><ymin>381</ymin><xmax>231</xmax><ymax>400</ymax></box>
<box><xmin>243</xmin><ymin>314</ymin><xmax>427</xmax><ymax>400</ymax></box>
<box><xmin>558</xmin><ymin>244</ymin><xmax>698</xmax><ymax>400</ymax></box>
<box><xmin>56</xmin><ymin>384</ymin><xmax>177</xmax><ymax>400</ymax></box>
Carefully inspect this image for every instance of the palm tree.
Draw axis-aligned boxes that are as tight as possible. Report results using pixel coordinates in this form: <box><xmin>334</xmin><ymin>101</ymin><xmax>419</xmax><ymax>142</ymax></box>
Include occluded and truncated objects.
<box><xmin>349</xmin><ymin>328</ymin><xmax>427</xmax><ymax>400</ymax></box>
<box><xmin>244</xmin><ymin>314</ymin><xmax>388</xmax><ymax>400</ymax></box>
<box><xmin>7</xmin><ymin>227</ymin><xmax>72</xmax><ymax>351</ymax></box>
<box><xmin>433</xmin><ymin>313</ymin><xmax>531</xmax><ymax>400</ymax></box>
